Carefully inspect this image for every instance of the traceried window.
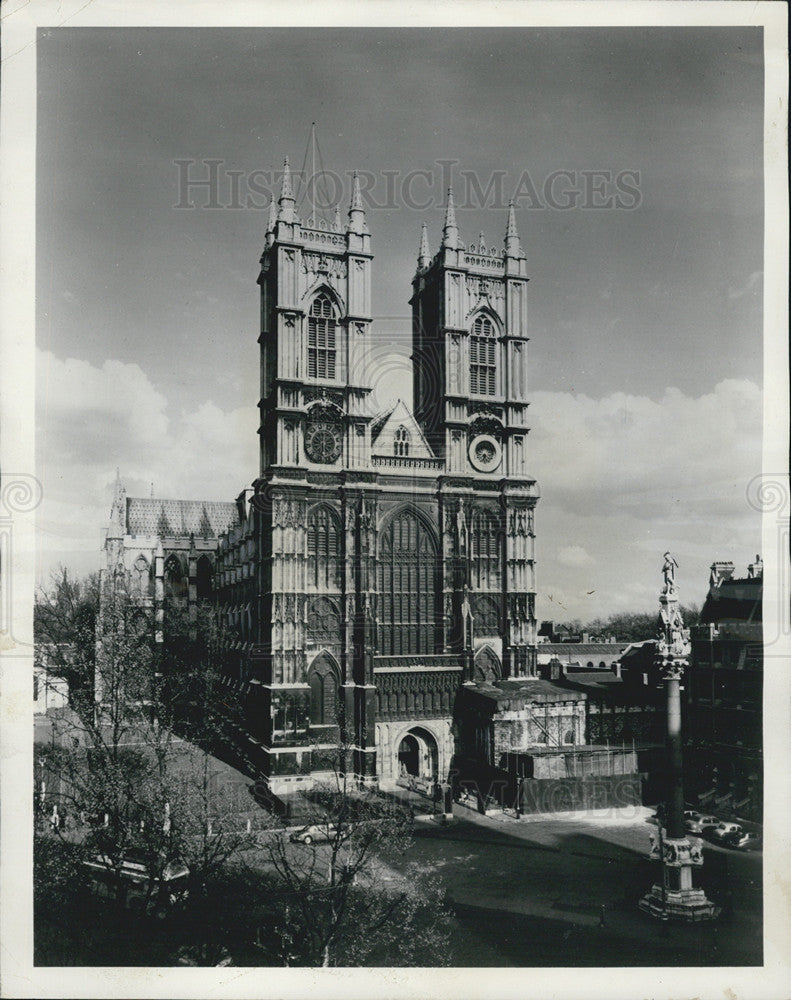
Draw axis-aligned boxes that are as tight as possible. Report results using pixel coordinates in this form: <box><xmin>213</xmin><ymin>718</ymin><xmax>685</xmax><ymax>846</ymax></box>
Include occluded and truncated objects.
<box><xmin>394</xmin><ymin>425</ymin><xmax>410</xmax><ymax>457</ymax></box>
<box><xmin>306</xmin><ymin>505</ymin><xmax>341</xmax><ymax>588</ymax></box>
<box><xmin>471</xmin><ymin>507</ymin><xmax>502</xmax><ymax>590</ymax></box>
<box><xmin>308</xmin><ymin>654</ymin><xmax>339</xmax><ymax>726</ymax></box>
<box><xmin>473</xmin><ymin>595</ymin><xmax>500</xmax><ymax>634</ymax></box>
<box><xmin>307</xmin><ymin>294</ymin><xmax>337</xmax><ymax>380</ymax></box>
<box><xmin>306</xmin><ymin>597</ymin><xmax>341</xmax><ymax>643</ymax></box>
<box><xmin>469</xmin><ymin>315</ymin><xmax>497</xmax><ymax>396</ymax></box>
<box><xmin>377</xmin><ymin>510</ymin><xmax>438</xmax><ymax>655</ymax></box>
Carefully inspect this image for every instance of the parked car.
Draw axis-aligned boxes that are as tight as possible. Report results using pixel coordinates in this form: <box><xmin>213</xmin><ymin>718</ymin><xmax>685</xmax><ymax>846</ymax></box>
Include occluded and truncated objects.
<box><xmin>289</xmin><ymin>823</ymin><xmax>339</xmax><ymax>845</ymax></box>
<box><xmin>733</xmin><ymin>831</ymin><xmax>762</xmax><ymax>852</ymax></box>
<box><xmin>684</xmin><ymin>812</ymin><xmax>719</xmax><ymax>835</ymax></box>
<box><xmin>83</xmin><ymin>849</ymin><xmax>189</xmax><ymax>915</ymax></box>
<box><xmin>710</xmin><ymin>821</ymin><xmax>744</xmax><ymax>844</ymax></box>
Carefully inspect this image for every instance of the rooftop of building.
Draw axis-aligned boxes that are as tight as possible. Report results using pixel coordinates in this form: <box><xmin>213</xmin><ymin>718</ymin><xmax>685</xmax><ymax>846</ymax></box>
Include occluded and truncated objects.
<box><xmin>701</xmin><ymin>571</ymin><xmax>762</xmax><ymax>626</ymax></box>
<box><xmin>560</xmin><ymin>670</ymin><xmax>623</xmax><ymax>690</ymax></box>
<box><xmin>537</xmin><ymin>642</ymin><xmax>628</xmax><ymax>655</ymax></box>
<box><xmin>125</xmin><ymin>497</ymin><xmax>240</xmax><ymax>538</ymax></box>
<box><xmin>467</xmin><ymin>677</ymin><xmax>587</xmax><ymax>705</ymax></box>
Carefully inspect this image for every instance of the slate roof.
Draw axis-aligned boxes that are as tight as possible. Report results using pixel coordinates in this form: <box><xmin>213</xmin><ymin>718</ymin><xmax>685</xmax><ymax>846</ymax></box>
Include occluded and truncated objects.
<box><xmin>126</xmin><ymin>498</ymin><xmax>239</xmax><ymax>538</ymax></box>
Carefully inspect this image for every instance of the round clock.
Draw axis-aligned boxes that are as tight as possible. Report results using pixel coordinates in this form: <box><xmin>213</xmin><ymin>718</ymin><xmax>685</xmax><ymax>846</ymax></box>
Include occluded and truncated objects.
<box><xmin>304</xmin><ymin>421</ymin><xmax>342</xmax><ymax>464</ymax></box>
<box><xmin>468</xmin><ymin>433</ymin><xmax>502</xmax><ymax>473</ymax></box>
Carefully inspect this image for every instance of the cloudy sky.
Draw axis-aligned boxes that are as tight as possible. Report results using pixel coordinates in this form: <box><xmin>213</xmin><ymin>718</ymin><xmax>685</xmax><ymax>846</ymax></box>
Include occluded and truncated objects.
<box><xmin>36</xmin><ymin>25</ymin><xmax>764</xmax><ymax>621</ymax></box>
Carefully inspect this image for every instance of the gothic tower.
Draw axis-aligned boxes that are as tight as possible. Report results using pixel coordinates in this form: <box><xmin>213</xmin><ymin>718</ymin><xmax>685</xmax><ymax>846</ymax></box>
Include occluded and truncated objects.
<box><xmin>410</xmin><ymin>194</ymin><xmax>539</xmax><ymax>677</ymax></box>
<box><xmin>257</xmin><ymin>160</ymin><xmax>375</xmax><ymax>473</ymax></box>
<box><xmin>250</xmin><ymin>161</ymin><xmax>379</xmax><ymax>784</ymax></box>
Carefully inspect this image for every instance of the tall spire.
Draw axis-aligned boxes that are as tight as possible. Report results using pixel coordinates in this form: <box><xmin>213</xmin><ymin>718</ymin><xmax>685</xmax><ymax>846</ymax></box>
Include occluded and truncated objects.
<box><xmin>108</xmin><ymin>471</ymin><xmax>126</xmax><ymax>539</ymax></box>
<box><xmin>417</xmin><ymin>223</ymin><xmax>430</xmax><ymax>269</ymax></box>
<box><xmin>265</xmin><ymin>198</ymin><xmax>277</xmax><ymax>246</ymax></box>
<box><xmin>347</xmin><ymin>171</ymin><xmax>368</xmax><ymax>234</ymax></box>
<box><xmin>441</xmin><ymin>187</ymin><xmax>459</xmax><ymax>250</ymax></box>
<box><xmin>504</xmin><ymin>199</ymin><xmax>523</xmax><ymax>257</ymax></box>
<box><xmin>278</xmin><ymin>156</ymin><xmax>296</xmax><ymax>223</ymax></box>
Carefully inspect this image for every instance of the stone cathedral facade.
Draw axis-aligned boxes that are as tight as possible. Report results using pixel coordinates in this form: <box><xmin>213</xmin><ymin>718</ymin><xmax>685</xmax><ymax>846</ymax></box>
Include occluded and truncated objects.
<box><xmin>103</xmin><ymin>160</ymin><xmax>542</xmax><ymax>796</ymax></box>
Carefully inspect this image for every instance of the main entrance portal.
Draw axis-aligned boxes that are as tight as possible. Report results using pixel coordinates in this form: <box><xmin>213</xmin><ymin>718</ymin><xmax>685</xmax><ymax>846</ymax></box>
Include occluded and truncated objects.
<box><xmin>397</xmin><ymin>727</ymin><xmax>439</xmax><ymax>782</ymax></box>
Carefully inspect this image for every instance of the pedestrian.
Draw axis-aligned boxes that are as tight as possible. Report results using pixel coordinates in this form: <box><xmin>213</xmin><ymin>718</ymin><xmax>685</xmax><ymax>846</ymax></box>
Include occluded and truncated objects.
<box><xmin>599</xmin><ymin>903</ymin><xmax>606</xmax><ymax>928</ymax></box>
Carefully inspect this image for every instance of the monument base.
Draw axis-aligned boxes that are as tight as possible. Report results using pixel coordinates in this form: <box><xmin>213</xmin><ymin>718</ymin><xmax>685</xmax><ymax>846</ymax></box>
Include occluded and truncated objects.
<box><xmin>639</xmin><ymin>883</ymin><xmax>720</xmax><ymax>922</ymax></box>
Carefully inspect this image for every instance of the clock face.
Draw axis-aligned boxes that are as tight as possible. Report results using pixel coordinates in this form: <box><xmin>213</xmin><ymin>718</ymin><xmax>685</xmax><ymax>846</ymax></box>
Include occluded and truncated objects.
<box><xmin>304</xmin><ymin>421</ymin><xmax>342</xmax><ymax>464</ymax></box>
<box><xmin>468</xmin><ymin>433</ymin><xmax>502</xmax><ymax>473</ymax></box>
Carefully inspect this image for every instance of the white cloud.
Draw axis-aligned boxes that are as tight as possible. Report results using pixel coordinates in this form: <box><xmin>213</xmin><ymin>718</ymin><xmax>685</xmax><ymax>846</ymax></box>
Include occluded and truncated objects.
<box><xmin>529</xmin><ymin>379</ymin><xmax>761</xmax><ymax>513</ymax></box>
<box><xmin>557</xmin><ymin>545</ymin><xmax>594</xmax><ymax>567</ymax></box>
<box><xmin>36</xmin><ymin>350</ymin><xmax>762</xmax><ymax>623</ymax></box>
<box><xmin>36</xmin><ymin>350</ymin><xmax>257</xmax><ymax>580</ymax></box>
<box><xmin>530</xmin><ymin>379</ymin><xmax>762</xmax><ymax>621</ymax></box>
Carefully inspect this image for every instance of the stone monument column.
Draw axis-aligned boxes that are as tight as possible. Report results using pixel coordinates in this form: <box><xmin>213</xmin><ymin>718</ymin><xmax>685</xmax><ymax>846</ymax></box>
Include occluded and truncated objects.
<box><xmin>639</xmin><ymin>553</ymin><xmax>719</xmax><ymax>922</ymax></box>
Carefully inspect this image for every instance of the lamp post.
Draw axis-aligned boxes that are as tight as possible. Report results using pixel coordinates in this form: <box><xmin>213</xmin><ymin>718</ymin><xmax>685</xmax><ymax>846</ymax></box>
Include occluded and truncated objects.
<box><xmin>639</xmin><ymin>553</ymin><xmax>719</xmax><ymax>922</ymax></box>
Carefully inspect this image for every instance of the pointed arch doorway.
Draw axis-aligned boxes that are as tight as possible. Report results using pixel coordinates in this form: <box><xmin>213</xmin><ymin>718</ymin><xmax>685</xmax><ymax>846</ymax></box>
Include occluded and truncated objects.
<box><xmin>397</xmin><ymin>726</ymin><xmax>439</xmax><ymax>782</ymax></box>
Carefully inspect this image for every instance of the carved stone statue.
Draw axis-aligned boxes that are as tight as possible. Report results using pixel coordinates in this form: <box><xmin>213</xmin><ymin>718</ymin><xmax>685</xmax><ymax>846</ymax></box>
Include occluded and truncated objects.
<box><xmin>662</xmin><ymin>551</ymin><xmax>678</xmax><ymax>593</ymax></box>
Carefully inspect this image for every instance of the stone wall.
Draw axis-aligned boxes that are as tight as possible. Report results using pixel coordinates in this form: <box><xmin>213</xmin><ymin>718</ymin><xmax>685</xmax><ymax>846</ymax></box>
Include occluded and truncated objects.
<box><xmin>492</xmin><ymin>699</ymin><xmax>586</xmax><ymax>758</ymax></box>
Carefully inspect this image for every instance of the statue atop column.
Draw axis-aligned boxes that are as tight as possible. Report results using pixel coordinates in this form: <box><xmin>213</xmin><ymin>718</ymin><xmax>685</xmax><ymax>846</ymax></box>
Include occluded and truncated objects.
<box><xmin>658</xmin><ymin>552</ymin><xmax>689</xmax><ymax>669</ymax></box>
<box><xmin>639</xmin><ymin>550</ymin><xmax>719</xmax><ymax>922</ymax></box>
<box><xmin>662</xmin><ymin>551</ymin><xmax>679</xmax><ymax>594</ymax></box>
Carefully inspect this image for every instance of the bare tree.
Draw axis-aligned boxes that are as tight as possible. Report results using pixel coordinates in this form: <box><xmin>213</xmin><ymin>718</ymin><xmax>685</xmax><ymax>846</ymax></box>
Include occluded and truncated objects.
<box><xmin>253</xmin><ymin>739</ymin><xmax>453</xmax><ymax>967</ymax></box>
<box><xmin>35</xmin><ymin>570</ymin><xmax>257</xmax><ymax>936</ymax></box>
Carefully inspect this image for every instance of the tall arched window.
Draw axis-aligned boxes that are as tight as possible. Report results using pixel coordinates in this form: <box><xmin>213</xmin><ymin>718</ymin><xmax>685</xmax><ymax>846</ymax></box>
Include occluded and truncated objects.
<box><xmin>196</xmin><ymin>555</ymin><xmax>213</xmax><ymax>601</ymax></box>
<box><xmin>471</xmin><ymin>507</ymin><xmax>501</xmax><ymax>590</ymax></box>
<box><xmin>394</xmin><ymin>425</ymin><xmax>410</xmax><ymax>457</ymax></box>
<box><xmin>164</xmin><ymin>554</ymin><xmax>188</xmax><ymax>606</ymax></box>
<box><xmin>308</xmin><ymin>654</ymin><xmax>339</xmax><ymax>726</ymax></box>
<box><xmin>307</xmin><ymin>293</ymin><xmax>337</xmax><ymax>380</ymax></box>
<box><xmin>306</xmin><ymin>505</ymin><xmax>341</xmax><ymax>588</ymax></box>
<box><xmin>474</xmin><ymin>647</ymin><xmax>502</xmax><ymax>683</ymax></box>
<box><xmin>378</xmin><ymin>510</ymin><xmax>438</xmax><ymax>655</ymax></box>
<box><xmin>470</xmin><ymin>315</ymin><xmax>497</xmax><ymax>395</ymax></box>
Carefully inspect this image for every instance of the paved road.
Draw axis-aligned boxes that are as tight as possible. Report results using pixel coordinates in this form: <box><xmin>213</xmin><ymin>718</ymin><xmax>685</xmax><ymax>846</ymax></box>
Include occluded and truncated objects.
<box><xmin>388</xmin><ymin>805</ymin><xmax>763</xmax><ymax>967</ymax></box>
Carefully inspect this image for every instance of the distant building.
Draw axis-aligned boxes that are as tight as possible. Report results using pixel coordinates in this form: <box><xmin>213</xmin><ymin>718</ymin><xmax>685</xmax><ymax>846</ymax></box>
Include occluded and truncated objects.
<box><xmin>536</xmin><ymin>637</ymin><xmax>628</xmax><ymax>672</ymax></box>
<box><xmin>684</xmin><ymin>557</ymin><xmax>762</xmax><ymax>822</ymax></box>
